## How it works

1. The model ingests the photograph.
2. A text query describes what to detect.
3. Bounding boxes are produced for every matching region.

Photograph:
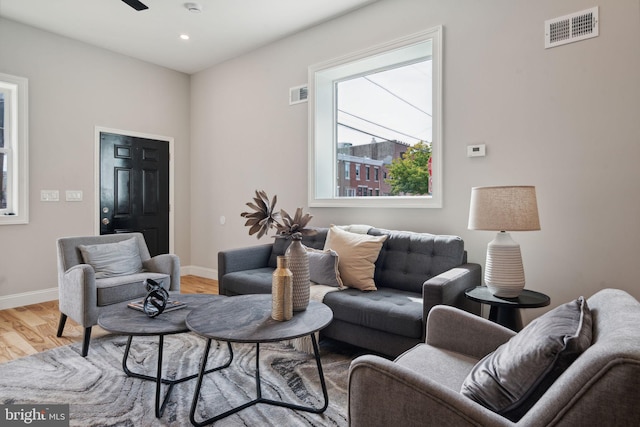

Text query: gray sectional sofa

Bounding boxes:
[218,226,482,358]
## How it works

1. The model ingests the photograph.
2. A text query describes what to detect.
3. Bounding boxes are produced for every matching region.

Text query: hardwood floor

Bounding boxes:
[0,275,218,364]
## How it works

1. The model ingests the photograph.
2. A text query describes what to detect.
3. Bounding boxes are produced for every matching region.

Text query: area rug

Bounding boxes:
[0,333,360,426]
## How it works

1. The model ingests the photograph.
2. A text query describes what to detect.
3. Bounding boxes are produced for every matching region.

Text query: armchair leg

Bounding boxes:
[56,313,67,337]
[81,327,92,357]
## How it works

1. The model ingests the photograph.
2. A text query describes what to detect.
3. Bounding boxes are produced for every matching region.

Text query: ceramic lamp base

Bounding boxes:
[484,232,525,298]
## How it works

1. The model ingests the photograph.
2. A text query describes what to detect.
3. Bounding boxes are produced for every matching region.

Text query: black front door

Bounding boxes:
[100,132,170,256]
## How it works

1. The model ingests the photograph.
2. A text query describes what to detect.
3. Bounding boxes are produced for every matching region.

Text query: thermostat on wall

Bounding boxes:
[467,144,486,157]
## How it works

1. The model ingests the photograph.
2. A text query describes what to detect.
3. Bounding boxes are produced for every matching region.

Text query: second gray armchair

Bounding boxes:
[348,289,640,426]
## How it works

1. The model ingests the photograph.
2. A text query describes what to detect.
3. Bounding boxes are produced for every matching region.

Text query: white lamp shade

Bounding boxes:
[468,186,540,231]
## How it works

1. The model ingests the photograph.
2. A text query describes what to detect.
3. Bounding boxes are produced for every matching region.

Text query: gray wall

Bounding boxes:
[190,0,640,322]
[0,18,191,301]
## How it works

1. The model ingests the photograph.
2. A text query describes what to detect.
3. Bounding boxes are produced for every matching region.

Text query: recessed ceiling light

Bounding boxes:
[184,2,203,13]
[180,34,190,40]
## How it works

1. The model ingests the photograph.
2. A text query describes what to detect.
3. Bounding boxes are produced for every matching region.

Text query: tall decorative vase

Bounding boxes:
[271,256,293,321]
[285,236,310,311]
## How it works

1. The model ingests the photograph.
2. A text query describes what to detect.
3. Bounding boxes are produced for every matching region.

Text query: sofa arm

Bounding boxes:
[144,254,180,291]
[426,305,515,359]
[218,244,273,294]
[422,263,482,326]
[58,264,98,327]
[348,354,510,427]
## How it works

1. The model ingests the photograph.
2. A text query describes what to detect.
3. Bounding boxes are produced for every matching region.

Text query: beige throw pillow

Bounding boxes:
[323,225,388,291]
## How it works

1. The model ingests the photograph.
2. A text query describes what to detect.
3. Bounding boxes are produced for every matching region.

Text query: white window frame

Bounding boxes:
[0,73,29,225]
[308,26,443,208]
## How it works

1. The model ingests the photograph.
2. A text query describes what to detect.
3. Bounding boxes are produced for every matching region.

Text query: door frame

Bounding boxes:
[94,126,175,253]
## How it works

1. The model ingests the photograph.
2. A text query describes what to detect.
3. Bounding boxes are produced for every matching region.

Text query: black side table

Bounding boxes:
[464,286,550,331]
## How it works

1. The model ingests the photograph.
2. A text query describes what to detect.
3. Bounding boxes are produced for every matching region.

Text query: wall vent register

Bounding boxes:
[545,7,599,49]
[289,85,308,105]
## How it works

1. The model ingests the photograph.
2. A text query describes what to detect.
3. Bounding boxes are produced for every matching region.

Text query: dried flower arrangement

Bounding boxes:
[240,190,316,240]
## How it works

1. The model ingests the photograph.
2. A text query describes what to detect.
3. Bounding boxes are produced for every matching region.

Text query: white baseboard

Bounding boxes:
[0,266,218,310]
[181,265,218,280]
[0,287,59,310]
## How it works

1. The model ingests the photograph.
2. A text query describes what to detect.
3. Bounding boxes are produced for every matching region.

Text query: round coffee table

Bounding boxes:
[186,294,333,427]
[465,286,551,331]
[98,293,233,418]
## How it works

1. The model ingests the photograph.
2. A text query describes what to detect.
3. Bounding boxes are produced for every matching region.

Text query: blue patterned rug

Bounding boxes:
[0,333,357,426]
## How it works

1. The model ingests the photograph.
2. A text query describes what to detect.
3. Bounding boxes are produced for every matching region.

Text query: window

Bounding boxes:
[344,161,350,179]
[374,167,379,182]
[0,73,28,224]
[309,27,442,208]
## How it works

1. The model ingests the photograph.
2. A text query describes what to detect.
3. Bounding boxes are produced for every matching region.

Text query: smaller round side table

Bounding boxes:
[464,286,550,331]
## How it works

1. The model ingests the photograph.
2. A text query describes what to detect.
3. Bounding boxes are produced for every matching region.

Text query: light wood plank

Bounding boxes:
[0,275,218,364]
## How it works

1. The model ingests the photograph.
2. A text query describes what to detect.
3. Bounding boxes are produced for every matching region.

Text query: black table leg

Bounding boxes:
[489,306,523,331]
[122,335,233,418]
[190,334,329,426]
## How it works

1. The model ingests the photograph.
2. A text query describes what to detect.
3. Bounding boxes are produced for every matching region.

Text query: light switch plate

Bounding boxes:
[467,144,486,157]
[66,190,83,202]
[41,190,59,202]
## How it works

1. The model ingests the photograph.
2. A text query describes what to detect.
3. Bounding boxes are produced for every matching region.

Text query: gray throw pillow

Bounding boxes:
[461,296,592,421]
[307,248,344,288]
[79,237,144,279]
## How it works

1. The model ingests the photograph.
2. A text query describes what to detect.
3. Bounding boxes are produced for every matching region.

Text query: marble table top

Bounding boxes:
[186,294,333,343]
[98,293,225,336]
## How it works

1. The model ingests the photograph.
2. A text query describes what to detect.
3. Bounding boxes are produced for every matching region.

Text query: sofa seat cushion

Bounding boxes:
[396,343,480,392]
[323,288,423,339]
[96,272,169,306]
[222,268,274,295]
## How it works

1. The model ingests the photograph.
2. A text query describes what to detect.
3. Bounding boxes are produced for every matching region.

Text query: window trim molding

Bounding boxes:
[0,72,29,225]
[308,26,443,208]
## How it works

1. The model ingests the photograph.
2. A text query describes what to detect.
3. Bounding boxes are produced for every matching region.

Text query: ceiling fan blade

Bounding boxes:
[122,0,149,11]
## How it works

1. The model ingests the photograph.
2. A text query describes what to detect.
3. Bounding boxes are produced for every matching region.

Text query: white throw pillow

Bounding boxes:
[323,225,387,291]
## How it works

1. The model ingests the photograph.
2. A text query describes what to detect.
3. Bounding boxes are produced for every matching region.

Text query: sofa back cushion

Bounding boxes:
[368,228,465,293]
[268,228,328,268]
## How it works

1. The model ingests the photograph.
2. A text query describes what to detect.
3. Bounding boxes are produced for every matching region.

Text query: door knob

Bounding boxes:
[102,218,110,225]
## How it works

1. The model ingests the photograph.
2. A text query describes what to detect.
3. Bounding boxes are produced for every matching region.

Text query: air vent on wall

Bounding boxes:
[289,85,308,105]
[545,7,599,49]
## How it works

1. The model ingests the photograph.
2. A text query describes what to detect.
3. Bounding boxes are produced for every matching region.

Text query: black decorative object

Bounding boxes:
[143,279,169,318]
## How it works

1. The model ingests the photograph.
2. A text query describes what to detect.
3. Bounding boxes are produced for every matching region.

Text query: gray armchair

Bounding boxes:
[348,289,640,426]
[56,233,180,356]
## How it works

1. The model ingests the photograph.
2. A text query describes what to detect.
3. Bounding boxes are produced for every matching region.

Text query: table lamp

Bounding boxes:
[468,186,540,298]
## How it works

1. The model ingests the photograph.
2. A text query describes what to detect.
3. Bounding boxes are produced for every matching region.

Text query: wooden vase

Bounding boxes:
[272,256,293,321]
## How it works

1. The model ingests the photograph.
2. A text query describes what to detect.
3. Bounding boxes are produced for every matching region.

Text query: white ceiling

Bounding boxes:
[0,0,379,74]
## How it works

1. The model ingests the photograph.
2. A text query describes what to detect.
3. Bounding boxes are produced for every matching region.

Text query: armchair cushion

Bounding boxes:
[461,296,592,421]
[96,272,170,306]
[78,237,143,279]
